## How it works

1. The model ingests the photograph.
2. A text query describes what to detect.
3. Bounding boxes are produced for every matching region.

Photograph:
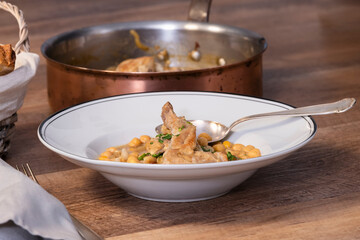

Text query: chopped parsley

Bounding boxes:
[226,151,237,161]
[138,152,164,160]
[178,125,185,131]
[201,146,213,153]
[138,153,150,160]
[152,152,164,158]
[156,133,173,143]
[162,134,172,140]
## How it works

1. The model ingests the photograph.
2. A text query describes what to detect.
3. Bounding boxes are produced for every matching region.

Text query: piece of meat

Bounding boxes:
[161,102,196,154]
[145,138,164,155]
[162,149,194,164]
[161,102,228,164]
[162,150,227,164]
[115,56,155,72]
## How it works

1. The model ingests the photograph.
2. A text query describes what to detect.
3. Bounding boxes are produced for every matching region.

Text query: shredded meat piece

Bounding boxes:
[163,150,227,164]
[161,102,196,155]
[145,139,164,155]
[115,56,155,72]
[161,102,227,164]
[115,55,182,73]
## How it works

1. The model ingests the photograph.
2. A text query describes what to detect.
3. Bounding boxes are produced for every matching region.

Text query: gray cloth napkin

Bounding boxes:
[0,159,82,240]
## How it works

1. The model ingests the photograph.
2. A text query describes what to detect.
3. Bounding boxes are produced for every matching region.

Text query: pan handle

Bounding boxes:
[187,0,212,22]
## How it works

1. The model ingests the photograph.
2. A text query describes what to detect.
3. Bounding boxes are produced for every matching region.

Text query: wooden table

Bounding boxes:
[2,0,360,239]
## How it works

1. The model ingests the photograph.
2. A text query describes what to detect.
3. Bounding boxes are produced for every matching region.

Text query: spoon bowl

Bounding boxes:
[155,120,229,142]
[156,98,356,143]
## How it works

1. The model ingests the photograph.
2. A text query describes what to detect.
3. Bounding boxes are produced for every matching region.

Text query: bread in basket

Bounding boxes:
[0,2,39,158]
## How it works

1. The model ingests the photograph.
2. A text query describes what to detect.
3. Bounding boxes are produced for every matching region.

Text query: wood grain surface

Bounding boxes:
[1,0,360,239]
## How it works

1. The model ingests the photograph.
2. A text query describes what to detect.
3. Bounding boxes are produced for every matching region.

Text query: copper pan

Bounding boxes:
[41,0,267,112]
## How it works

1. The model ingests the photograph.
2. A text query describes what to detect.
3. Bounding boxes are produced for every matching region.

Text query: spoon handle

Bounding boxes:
[228,98,356,131]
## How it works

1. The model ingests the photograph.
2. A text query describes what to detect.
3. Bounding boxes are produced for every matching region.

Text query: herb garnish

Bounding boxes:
[138,152,164,160]
[201,146,212,152]
[156,133,173,143]
[162,134,172,140]
[138,153,151,160]
[226,151,237,161]
[152,152,164,158]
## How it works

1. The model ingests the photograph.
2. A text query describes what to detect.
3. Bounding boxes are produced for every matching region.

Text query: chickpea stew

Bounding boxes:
[99,102,261,164]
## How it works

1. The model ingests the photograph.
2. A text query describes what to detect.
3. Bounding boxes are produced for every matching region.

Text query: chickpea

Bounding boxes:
[247,148,261,158]
[129,137,142,147]
[98,156,109,161]
[129,152,139,157]
[143,156,157,164]
[227,149,237,155]
[129,147,137,152]
[106,147,117,153]
[127,156,140,163]
[197,136,208,147]
[121,148,129,161]
[198,133,212,141]
[157,49,169,61]
[113,150,121,158]
[140,135,151,143]
[223,141,232,149]
[135,145,147,153]
[232,144,245,151]
[244,145,255,153]
[100,151,112,158]
[213,143,226,152]
[217,57,226,66]
[189,50,201,61]
[236,151,246,160]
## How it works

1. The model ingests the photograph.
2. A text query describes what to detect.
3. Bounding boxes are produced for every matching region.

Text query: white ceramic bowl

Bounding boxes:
[38,92,316,202]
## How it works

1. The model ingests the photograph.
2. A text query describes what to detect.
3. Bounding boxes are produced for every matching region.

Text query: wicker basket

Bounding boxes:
[0,1,31,158]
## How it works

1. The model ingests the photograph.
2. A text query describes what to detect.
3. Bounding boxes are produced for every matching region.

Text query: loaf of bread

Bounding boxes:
[0,44,16,76]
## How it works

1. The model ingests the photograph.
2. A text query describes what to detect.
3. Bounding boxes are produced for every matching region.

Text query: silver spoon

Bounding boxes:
[156,98,356,143]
